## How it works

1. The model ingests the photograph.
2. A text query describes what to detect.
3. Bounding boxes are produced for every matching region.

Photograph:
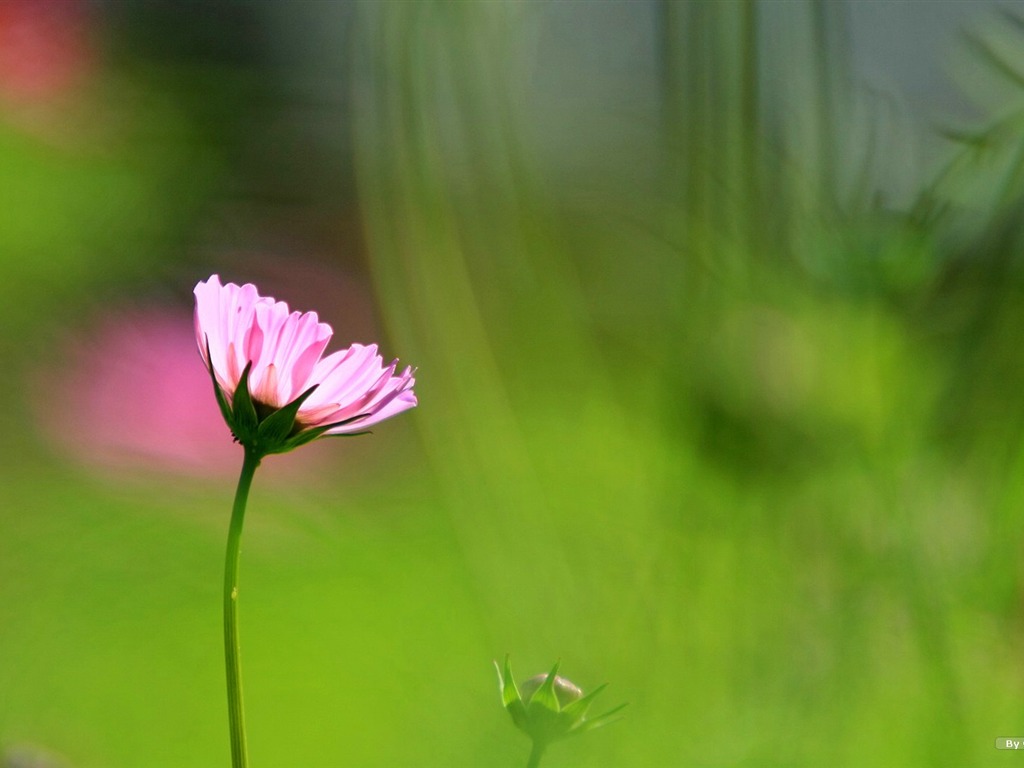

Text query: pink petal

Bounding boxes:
[305,344,385,408]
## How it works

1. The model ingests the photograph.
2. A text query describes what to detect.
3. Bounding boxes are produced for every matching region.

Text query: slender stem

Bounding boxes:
[526,741,545,768]
[224,448,261,768]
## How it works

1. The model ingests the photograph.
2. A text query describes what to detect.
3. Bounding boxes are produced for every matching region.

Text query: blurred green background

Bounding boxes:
[3,1,1024,766]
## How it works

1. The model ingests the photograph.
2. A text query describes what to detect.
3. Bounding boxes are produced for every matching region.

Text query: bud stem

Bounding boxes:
[526,742,546,768]
[224,447,261,768]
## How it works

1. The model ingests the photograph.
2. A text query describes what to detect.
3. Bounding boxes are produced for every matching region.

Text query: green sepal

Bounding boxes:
[571,702,628,735]
[275,415,374,453]
[231,362,259,439]
[507,701,529,731]
[278,427,332,452]
[528,661,562,711]
[522,662,569,744]
[320,430,373,439]
[561,682,608,721]
[498,655,522,709]
[257,384,319,445]
[276,424,361,453]
[204,337,234,428]
[305,412,373,436]
[496,656,529,730]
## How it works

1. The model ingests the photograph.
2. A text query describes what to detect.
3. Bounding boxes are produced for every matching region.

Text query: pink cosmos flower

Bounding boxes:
[194,275,416,455]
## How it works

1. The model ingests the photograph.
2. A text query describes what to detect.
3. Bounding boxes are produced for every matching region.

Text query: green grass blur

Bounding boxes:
[3,2,1024,767]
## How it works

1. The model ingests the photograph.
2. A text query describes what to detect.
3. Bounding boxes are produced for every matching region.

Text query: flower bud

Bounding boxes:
[520,673,583,709]
[495,655,626,751]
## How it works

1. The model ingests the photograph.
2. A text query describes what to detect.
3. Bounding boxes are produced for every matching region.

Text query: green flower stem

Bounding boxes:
[526,742,545,768]
[224,448,261,768]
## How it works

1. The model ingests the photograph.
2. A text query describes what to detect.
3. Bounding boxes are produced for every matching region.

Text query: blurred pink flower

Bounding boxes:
[0,0,93,105]
[34,308,245,478]
[194,275,416,453]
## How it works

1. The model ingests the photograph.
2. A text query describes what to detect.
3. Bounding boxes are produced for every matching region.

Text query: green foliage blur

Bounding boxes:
[3,2,1024,766]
